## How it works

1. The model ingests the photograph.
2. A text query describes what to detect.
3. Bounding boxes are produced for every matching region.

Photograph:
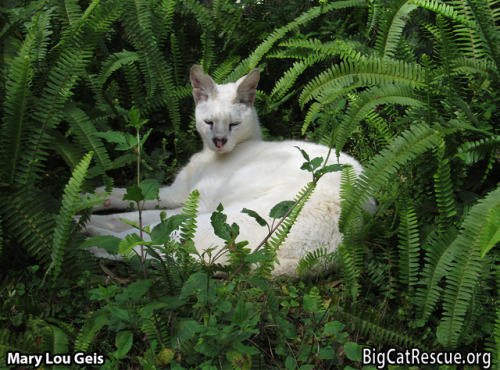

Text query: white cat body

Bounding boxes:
[84,66,366,276]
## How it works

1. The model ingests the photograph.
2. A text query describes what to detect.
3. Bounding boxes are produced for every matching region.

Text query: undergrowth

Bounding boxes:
[1,0,499,369]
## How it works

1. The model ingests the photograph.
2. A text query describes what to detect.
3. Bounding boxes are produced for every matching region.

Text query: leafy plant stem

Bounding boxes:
[226,179,317,283]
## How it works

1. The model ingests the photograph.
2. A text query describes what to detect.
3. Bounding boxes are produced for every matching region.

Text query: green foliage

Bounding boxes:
[1,0,500,368]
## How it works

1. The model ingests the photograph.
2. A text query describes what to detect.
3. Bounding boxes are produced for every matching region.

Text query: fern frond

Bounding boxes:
[0,328,38,358]
[63,104,112,176]
[466,0,500,72]
[338,165,363,293]
[40,323,69,353]
[122,0,181,132]
[31,7,54,64]
[339,123,438,232]
[397,204,420,293]
[436,249,483,348]
[335,84,424,152]
[224,0,367,82]
[170,33,184,85]
[375,0,419,58]
[433,138,457,233]
[179,190,200,244]
[341,304,426,349]
[299,57,424,108]
[74,309,109,352]
[268,182,316,253]
[0,11,41,185]
[0,189,56,268]
[297,247,335,277]
[97,51,140,87]
[47,152,93,283]
[456,135,500,164]
[415,228,458,321]
[18,39,94,184]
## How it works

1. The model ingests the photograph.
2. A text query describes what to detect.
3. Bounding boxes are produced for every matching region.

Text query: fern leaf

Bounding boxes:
[179,190,200,245]
[299,57,424,108]
[97,50,140,87]
[41,323,69,353]
[335,84,424,152]
[63,104,113,175]
[397,204,420,292]
[47,152,93,283]
[434,138,457,233]
[225,0,367,82]
[375,0,419,58]
[122,0,181,132]
[456,135,500,165]
[0,328,38,357]
[0,11,42,185]
[18,41,94,184]
[433,186,500,347]
[74,309,109,352]
[267,182,316,253]
[339,123,438,232]
[0,189,56,268]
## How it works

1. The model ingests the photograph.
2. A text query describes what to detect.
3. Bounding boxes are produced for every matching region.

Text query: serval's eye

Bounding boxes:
[204,120,214,127]
[229,122,240,130]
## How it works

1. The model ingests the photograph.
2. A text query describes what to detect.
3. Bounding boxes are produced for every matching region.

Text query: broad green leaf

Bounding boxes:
[123,185,143,203]
[114,330,133,359]
[269,200,295,219]
[79,235,121,255]
[233,300,248,325]
[241,208,268,227]
[140,178,160,201]
[344,341,362,362]
[150,214,189,243]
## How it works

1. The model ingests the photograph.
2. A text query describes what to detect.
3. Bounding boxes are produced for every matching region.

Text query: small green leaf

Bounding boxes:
[285,355,296,369]
[140,179,160,201]
[302,294,316,312]
[95,131,127,145]
[233,300,248,325]
[150,215,189,243]
[241,208,268,227]
[344,341,362,362]
[323,321,345,337]
[114,330,133,359]
[123,185,143,203]
[295,146,310,162]
[217,300,232,313]
[80,235,121,255]
[269,200,295,219]
[227,350,252,369]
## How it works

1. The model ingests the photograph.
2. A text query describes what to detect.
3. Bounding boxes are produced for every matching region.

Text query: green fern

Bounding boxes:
[46,152,94,283]
[0,189,56,268]
[297,247,335,277]
[430,186,500,348]
[121,0,180,132]
[225,0,367,83]
[0,328,39,360]
[299,57,424,109]
[339,123,438,233]
[334,84,424,152]
[179,190,200,256]
[267,182,317,255]
[63,104,113,176]
[433,138,457,233]
[74,309,109,352]
[340,303,427,349]
[0,11,40,186]
[397,204,420,293]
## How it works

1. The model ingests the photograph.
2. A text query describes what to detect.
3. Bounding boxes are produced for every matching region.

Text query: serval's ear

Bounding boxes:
[235,68,260,106]
[190,65,216,105]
